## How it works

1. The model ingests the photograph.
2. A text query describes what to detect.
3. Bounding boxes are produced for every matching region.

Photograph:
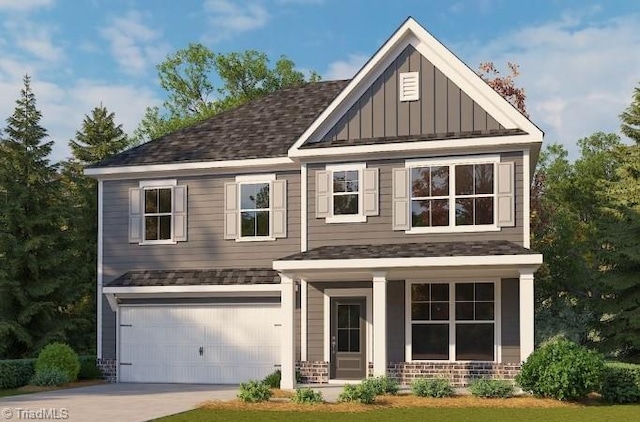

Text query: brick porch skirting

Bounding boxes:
[96,358,117,383]
[387,362,521,387]
[296,361,329,384]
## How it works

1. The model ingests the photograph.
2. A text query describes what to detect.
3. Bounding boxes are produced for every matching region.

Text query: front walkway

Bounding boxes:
[0,383,237,422]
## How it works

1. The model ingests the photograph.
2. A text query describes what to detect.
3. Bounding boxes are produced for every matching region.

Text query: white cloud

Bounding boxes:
[0,0,53,11]
[100,10,169,76]
[4,20,64,62]
[203,0,269,41]
[325,54,368,80]
[458,13,640,157]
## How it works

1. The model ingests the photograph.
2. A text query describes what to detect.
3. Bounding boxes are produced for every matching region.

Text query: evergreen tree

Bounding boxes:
[61,105,129,353]
[0,75,76,358]
[620,83,640,143]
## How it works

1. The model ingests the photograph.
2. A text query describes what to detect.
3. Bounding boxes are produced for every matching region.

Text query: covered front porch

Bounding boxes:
[273,241,542,389]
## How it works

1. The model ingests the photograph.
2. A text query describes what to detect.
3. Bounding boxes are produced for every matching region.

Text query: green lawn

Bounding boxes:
[0,389,30,398]
[158,406,640,422]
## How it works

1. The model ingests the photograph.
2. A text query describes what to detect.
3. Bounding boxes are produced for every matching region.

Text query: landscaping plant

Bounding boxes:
[78,356,102,380]
[291,387,323,404]
[469,379,515,398]
[0,359,36,389]
[263,369,281,389]
[600,362,640,403]
[237,380,272,403]
[516,338,604,401]
[30,368,70,387]
[411,378,454,398]
[35,343,81,382]
[338,383,377,404]
[364,375,400,395]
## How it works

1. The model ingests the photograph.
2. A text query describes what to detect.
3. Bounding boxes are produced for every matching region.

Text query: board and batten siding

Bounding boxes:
[307,152,524,249]
[101,171,302,359]
[320,45,503,142]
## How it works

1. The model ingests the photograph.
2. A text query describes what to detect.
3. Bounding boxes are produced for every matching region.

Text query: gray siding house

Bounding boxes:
[86,17,543,388]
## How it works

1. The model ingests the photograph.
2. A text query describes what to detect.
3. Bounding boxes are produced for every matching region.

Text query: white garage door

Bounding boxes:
[119,305,281,384]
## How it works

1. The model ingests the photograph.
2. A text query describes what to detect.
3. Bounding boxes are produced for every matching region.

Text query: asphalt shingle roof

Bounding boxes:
[301,128,528,149]
[278,240,535,261]
[107,268,280,287]
[91,80,349,168]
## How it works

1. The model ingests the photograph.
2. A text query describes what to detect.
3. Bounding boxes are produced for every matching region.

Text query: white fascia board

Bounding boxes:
[84,157,294,177]
[103,284,283,295]
[291,135,542,159]
[273,254,543,272]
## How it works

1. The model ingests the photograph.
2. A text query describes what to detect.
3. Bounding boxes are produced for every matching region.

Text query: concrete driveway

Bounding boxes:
[0,383,237,421]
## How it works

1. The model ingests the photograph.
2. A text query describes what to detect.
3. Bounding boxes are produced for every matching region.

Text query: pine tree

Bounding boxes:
[620,83,640,143]
[60,105,129,353]
[0,75,76,358]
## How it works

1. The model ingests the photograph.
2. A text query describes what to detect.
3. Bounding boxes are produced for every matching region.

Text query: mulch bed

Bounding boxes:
[17,379,105,394]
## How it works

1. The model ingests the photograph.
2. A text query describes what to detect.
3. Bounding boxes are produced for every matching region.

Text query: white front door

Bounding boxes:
[119,305,281,384]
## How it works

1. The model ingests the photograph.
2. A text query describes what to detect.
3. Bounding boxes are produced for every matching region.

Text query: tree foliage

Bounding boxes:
[478,62,528,117]
[134,44,320,142]
[0,76,78,358]
[620,83,640,143]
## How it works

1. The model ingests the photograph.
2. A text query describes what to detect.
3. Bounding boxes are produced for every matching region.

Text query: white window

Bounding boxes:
[407,281,499,362]
[316,163,378,223]
[129,179,187,245]
[224,174,287,242]
[405,155,500,233]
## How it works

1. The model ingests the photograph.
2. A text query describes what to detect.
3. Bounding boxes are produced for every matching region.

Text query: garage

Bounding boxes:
[118,304,281,384]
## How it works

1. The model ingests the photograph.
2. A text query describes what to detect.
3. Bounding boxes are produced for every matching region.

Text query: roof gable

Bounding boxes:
[289,17,542,156]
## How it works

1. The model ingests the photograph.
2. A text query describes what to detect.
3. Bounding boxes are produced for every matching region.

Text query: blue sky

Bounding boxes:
[1,0,639,162]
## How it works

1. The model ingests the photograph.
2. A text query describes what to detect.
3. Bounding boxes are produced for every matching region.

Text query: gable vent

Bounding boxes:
[399,72,420,102]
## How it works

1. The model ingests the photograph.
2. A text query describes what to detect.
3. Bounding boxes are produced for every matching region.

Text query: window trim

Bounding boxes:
[405,279,502,363]
[235,174,276,242]
[138,179,177,245]
[325,162,367,223]
[405,155,500,234]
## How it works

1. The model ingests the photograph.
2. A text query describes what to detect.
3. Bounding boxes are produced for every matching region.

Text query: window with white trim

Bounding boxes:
[409,281,496,361]
[405,156,499,232]
[143,187,172,241]
[316,163,379,223]
[239,182,270,238]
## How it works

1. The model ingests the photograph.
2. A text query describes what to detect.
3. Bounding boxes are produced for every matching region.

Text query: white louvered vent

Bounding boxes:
[399,72,420,102]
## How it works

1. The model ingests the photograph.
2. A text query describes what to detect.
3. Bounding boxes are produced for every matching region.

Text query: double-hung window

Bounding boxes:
[316,163,379,223]
[408,281,497,362]
[144,187,172,241]
[399,155,509,233]
[239,182,270,238]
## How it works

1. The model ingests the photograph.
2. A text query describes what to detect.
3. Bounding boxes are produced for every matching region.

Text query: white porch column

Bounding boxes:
[519,269,535,362]
[372,272,387,377]
[280,273,296,389]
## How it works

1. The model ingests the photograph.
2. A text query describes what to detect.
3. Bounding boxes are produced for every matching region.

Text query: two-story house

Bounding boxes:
[86,17,543,389]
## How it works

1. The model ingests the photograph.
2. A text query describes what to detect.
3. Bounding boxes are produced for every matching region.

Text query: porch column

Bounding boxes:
[280,273,296,389]
[519,269,535,362]
[372,272,387,377]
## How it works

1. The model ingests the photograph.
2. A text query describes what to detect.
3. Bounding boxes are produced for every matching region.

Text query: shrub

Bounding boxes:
[263,369,281,389]
[600,363,640,403]
[338,383,377,404]
[365,376,400,395]
[291,387,323,404]
[35,343,80,382]
[411,378,454,398]
[78,356,102,380]
[237,380,272,403]
[469,379,515,398]
[516,338,604,401]
[0,359,36,389]
[30,368,70,387]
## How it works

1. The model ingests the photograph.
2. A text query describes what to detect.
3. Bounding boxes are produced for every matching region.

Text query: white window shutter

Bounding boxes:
[399,72,420,102]
[497,162,515,227]
[128,188,142,243]
[316,170,330,218]
[271,179,287,238]
[362,168,379,216]
[392,168,410,230]
[224,182,239,239]
[173,185,187,242]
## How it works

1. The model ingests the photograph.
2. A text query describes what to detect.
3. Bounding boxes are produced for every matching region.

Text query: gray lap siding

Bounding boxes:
[307,152,524,248]
[100,171,301,359]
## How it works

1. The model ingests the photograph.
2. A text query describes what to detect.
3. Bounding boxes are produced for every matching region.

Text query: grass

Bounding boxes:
[0,380,104,398]
[156,394,640,421]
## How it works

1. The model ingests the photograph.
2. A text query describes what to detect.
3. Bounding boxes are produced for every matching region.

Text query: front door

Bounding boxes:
[330,298,366,379]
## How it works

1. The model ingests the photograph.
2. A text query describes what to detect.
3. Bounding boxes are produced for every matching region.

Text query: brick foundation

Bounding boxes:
[296,361,329,384]
[387,362,521,387]
[97,358,117,383]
